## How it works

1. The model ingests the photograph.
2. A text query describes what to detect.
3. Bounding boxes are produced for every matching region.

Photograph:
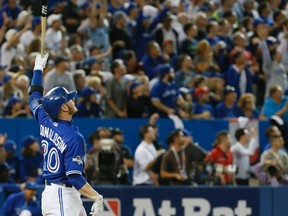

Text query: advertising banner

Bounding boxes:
[82,186,262,216]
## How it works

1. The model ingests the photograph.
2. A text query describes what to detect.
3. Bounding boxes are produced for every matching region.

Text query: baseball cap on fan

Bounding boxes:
[22,136,37,148]
[25,181,38,190]
[47,14,62,26]
[5,29,17,41]
[4,140,17,155]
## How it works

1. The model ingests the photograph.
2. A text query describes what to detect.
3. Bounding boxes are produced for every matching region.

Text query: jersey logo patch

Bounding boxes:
[72,156,83,165]
[53,122,58,127]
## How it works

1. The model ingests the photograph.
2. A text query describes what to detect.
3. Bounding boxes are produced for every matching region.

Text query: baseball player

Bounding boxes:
[28,53,103,216]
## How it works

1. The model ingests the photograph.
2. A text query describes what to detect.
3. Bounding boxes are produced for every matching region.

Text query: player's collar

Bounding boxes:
[57,119,72,125]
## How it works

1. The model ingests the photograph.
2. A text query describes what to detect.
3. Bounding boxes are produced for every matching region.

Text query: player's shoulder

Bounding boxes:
[65,128,85,144]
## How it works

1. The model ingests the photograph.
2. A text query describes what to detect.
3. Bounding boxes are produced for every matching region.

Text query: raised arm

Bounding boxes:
[28,53,49,122]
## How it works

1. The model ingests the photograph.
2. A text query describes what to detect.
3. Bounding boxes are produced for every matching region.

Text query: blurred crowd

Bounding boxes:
[0,0,287,121]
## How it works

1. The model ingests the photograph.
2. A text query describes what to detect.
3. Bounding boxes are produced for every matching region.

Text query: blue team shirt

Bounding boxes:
[214,102,240,119]
[19,152,43,182]
[1,191,41,216]
[237,109,260,119]
[194,102,214,117]
[150,80,179,116]
[29,96,86,185]
[263,97,288,122]
[6,156,20,182]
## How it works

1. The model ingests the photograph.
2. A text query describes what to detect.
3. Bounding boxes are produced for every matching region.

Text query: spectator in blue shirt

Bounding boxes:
[141,41,164,80]
[0,163,23,199]
[1,181,41,216]
[215,85,240,119]
[206,21,220,47]
[75,86,103,118]
[150,65,189,118]
[193,86,214,119]
[134,5,169,60]
[263,85,288,122]
[226,51,254,98]
[4,140,20,182]
[108,0,126,15]
[2,0,21,28]
[19,136,43,183]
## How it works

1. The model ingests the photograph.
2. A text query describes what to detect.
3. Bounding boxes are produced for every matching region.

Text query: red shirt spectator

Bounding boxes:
[205,131,234,185]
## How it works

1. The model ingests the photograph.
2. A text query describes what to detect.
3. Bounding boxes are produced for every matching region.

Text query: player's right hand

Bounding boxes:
[90,195,103,216]
[34,53,49,71]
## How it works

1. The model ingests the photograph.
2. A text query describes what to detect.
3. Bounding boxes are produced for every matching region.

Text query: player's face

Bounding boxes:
[66,100,78,115]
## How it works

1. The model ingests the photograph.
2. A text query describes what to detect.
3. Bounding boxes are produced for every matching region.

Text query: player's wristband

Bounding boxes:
[28,85,44,95]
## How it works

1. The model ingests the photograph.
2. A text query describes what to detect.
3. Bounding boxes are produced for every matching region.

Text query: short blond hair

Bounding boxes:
[238,93,255,109]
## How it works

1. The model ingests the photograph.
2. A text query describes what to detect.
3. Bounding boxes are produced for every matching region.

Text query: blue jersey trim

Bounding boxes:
[32,104,42,116]
[58,188,64,216]
[66,170,82,176]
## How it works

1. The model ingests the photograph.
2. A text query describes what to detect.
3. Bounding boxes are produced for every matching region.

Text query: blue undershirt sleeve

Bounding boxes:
[31,70,43,86]
[68,174,87,190]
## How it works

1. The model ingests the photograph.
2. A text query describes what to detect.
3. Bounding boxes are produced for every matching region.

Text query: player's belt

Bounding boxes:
[45,180,73,188]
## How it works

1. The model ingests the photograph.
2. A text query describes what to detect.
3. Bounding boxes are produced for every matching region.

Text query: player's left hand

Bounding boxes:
[34,53,49,71]
[90,195,103,216]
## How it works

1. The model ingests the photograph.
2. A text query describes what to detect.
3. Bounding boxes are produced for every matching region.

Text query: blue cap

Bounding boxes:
[96,2,102,9]
[224,85,235,96]
[253,18,273,27]
[112,127,124,135]
[129,81,143,92]
[253,18,265,27]
[80,2,90,9]
[7,97,22,107]
[32,16,41,30]
[25,181,37,190]
[4,140,17,154]
[80,87,97,98]
[266,36,280,46]
[157,64,173,77]
[126,2,137,14]
[199,6,212,12]
[182,128,193,137]
[22,136,37,148]
[0,64,7,70]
